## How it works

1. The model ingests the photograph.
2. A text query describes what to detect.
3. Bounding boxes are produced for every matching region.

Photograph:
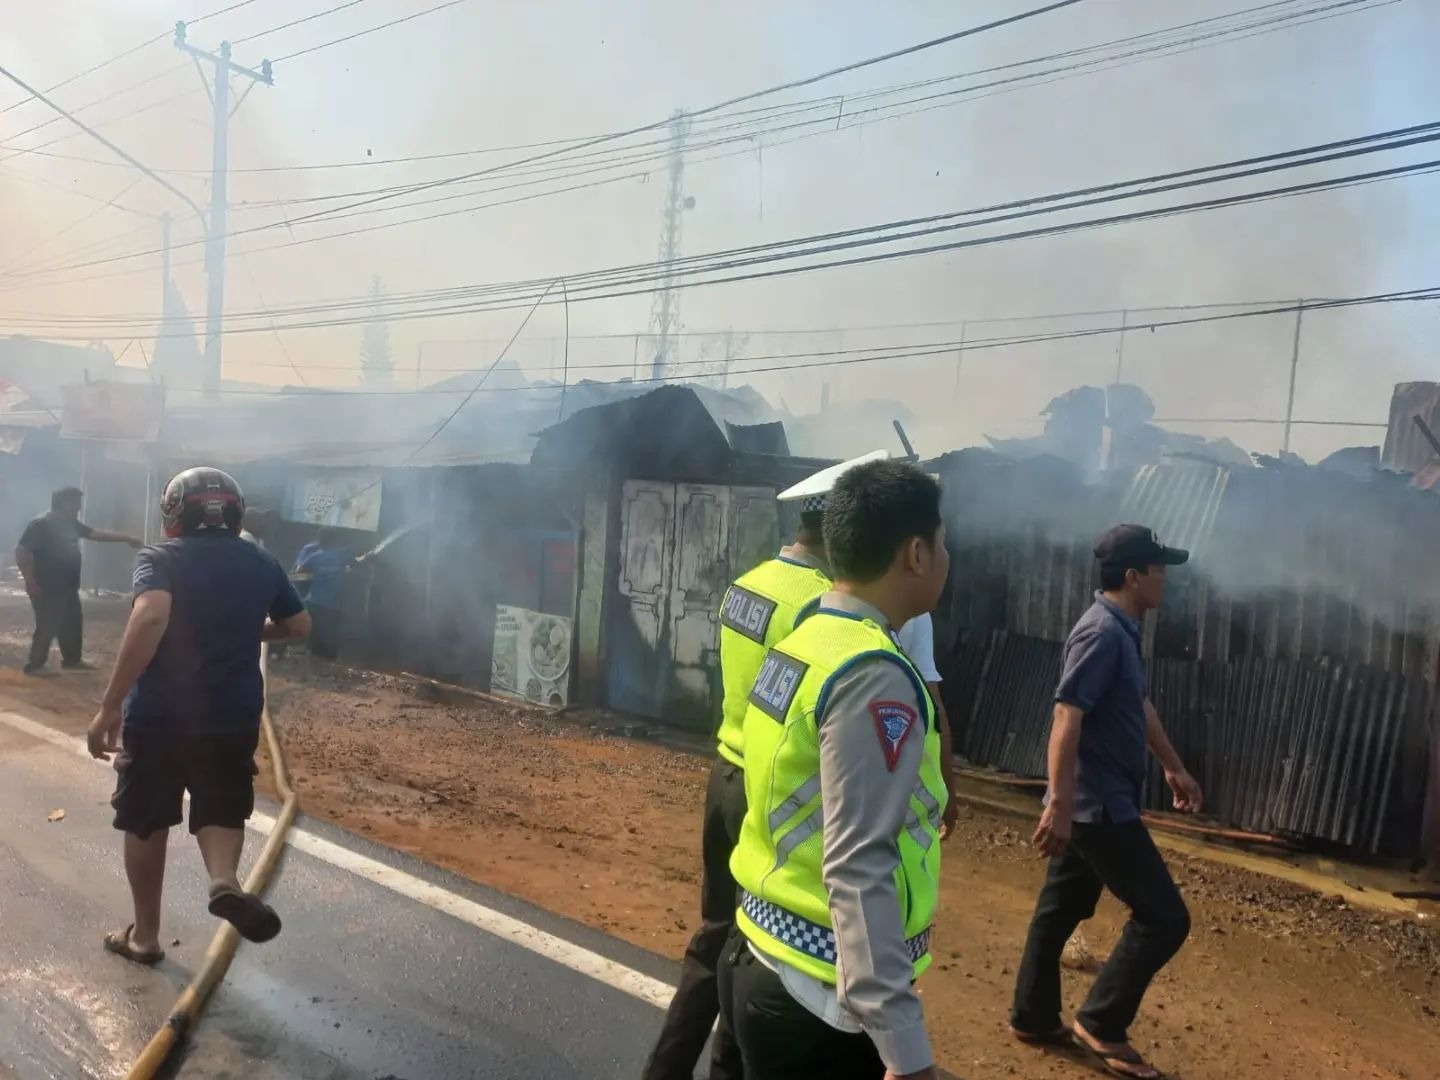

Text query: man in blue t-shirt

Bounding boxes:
[87,468,311,965]
[291,527,363,659]
[1010,525,1202,1080]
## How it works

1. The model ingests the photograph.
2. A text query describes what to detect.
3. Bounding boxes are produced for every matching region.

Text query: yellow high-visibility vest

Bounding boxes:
[729,607,946,983]
[715,556,829,767]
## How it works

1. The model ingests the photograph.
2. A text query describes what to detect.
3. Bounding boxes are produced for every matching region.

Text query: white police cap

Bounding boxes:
[778,449,892,513]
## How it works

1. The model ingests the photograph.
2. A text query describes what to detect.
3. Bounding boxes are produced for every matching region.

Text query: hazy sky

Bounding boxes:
[2,0,1437,460]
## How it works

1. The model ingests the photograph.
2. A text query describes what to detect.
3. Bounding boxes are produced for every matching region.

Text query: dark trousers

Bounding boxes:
[642,759,747,1080]
[27,588,83,671]
[1012,817,1191,1044]
[718,930,885,1080]
[308,604,343,660]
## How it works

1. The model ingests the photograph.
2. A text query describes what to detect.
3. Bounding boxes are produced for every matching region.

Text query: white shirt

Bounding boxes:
[894,613,941,683]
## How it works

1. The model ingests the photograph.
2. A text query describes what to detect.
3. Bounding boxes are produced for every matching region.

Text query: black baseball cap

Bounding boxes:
[1094,524,1189,569]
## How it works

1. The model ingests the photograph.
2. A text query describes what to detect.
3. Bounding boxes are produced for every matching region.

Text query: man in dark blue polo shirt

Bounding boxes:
[87,468,311,965]
[1010,525,1202,1080]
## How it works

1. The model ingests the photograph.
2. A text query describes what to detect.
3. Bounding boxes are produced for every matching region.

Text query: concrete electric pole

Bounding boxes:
[647,109,693,383]
[174,21,273,396]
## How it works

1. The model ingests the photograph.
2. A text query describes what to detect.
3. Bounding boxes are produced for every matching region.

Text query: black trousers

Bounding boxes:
[642,759,747,1080]
[1011,817,1191,1044]
[718,930,885,1080]
[27,588,83,671]
[308,604,343,660]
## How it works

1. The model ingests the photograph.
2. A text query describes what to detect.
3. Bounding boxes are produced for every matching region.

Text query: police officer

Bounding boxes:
[720,459,949,1080]
[643,451,889,1080]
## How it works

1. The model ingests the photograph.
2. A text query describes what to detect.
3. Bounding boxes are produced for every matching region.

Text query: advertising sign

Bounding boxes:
[492,605,572,708]
[282,469,382,532]
[60,381,165,442]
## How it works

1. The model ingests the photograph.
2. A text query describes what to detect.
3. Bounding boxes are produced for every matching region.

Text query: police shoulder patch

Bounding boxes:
[869,700,918,771]
[721,585,777,644]
[749,650,809,721]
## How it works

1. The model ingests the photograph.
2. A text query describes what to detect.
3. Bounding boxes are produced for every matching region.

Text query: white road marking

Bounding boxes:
[0,709,676,1008]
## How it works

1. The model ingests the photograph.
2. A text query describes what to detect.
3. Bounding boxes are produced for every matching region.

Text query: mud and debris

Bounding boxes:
[2,594,1438,1080]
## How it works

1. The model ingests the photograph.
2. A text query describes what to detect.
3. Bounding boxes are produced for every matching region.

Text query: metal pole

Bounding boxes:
[177,25,272,396]
[160,212,172,306]
[952,321,968,400]
[1282,299,1305,453]
[201,43,232,397]
[1113,308,1129,384]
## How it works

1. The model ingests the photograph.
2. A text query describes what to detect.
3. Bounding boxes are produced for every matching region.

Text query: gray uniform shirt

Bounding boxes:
[756,590,935,1074]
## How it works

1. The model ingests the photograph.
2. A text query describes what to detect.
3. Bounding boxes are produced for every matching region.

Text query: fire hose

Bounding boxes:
[124,645,298,1079]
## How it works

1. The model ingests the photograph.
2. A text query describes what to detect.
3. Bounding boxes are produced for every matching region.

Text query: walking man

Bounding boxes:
[1010,525,1202,1080]
[15,486,141,674]
[87,468,311,964]
[720,459,950,1080]
[643,451,886,1080]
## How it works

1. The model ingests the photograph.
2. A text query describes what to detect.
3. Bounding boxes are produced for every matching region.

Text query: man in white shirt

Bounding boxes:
[894,612,960,838]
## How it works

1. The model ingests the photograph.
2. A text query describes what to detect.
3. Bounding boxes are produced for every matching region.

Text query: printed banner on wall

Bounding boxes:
[60,381,165,442]
[492,605,572,709]
[283,469,382,532]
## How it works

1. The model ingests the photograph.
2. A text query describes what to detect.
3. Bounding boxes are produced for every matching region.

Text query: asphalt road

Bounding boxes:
[0,702,686,1080]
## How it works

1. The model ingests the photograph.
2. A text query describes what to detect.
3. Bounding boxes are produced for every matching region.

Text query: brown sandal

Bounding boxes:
[1073,1023,1164,1079]
[103,925,164,966]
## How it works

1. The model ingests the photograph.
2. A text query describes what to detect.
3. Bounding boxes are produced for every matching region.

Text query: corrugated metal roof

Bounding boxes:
[1117,462,1229,559]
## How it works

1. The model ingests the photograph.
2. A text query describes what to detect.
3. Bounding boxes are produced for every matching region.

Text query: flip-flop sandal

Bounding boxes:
[103,925,164,966]
[1011,1024,1075,1046]
[1075,1039,1164,1079]
[208,885,282,944]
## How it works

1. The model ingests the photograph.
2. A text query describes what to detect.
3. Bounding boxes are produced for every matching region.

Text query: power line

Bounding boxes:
[0,63,207,229]
[5,0,1365,182]
[1,0,1380,283]
[394,280,557,467]
[126,287,1440,399]
[0,175,144,274]
[0,87,206,169]
[15,117,1436,329]
[274,0,472,62]
[0,0,261,117]
[272,0,1089,228]
[14,153,1440,350]
[0,0,375,162]
[234,0,373,45]
[206,159,1440,338]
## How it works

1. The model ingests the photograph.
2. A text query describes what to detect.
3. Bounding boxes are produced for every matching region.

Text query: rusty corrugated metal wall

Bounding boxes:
[943,630,1438,856]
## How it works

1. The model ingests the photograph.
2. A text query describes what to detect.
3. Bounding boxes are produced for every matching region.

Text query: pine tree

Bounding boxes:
[359,276,394,385]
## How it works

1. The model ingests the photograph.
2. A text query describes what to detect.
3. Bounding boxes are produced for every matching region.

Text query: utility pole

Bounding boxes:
[159,212,172,302]
[1112,307,1129,384]
[174,22,272,396]
[647,109,692,382]
[951,321,968,400]
[1281,298,1305,454]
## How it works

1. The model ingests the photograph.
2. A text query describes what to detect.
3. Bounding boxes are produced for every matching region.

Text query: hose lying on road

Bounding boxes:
[124,645,298,1080]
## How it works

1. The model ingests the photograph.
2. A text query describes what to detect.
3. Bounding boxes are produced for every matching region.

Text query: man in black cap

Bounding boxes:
[1010,525,1202,1080]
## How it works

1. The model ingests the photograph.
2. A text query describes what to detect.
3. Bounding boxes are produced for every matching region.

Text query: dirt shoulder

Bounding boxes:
[2,595,1438,1080]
